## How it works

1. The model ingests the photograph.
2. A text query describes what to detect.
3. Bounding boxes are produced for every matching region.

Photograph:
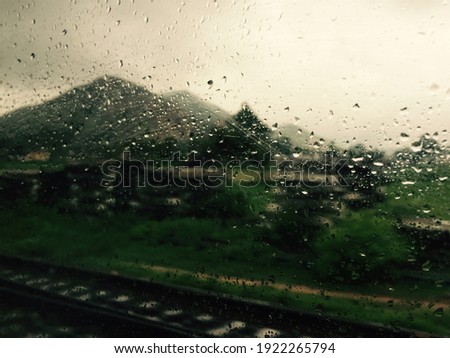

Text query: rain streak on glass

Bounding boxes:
[0,0,449,338]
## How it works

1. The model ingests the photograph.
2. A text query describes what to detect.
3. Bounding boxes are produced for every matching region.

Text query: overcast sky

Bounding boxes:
[1,0,449,150]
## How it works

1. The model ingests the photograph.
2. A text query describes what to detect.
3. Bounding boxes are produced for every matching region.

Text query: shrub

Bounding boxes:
[312,211,409,282]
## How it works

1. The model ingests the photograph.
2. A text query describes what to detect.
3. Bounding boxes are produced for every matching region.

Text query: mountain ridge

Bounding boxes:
[0,76,234,161]
[0,75,329,163]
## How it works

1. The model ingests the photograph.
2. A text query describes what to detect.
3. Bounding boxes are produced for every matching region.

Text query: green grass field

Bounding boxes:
[0,197,449,335]
[0,163,449,335]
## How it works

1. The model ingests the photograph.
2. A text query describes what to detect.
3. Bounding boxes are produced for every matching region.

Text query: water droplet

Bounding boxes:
[433,307,444,317]
[422,260,432,272]
[429,83,439,94]
[402,181,416,186]
[411,141,423,153]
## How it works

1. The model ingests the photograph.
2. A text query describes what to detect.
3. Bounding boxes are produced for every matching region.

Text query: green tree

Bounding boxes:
[234,103,270,138]
[345,143,386,193]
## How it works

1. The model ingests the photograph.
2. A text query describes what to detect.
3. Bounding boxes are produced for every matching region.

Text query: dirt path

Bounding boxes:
[402,217,450,233]
[124,262,450,310]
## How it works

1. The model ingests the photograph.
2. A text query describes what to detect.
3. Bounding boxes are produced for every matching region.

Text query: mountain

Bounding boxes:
[161,90,230,125]
[0,76,232,161]
[276,123,330,153]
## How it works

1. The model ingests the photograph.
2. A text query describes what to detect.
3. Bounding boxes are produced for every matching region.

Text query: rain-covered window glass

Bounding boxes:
[0,0,449,338]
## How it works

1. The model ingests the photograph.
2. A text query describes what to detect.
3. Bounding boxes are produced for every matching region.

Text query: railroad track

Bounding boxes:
[0,254,416,338]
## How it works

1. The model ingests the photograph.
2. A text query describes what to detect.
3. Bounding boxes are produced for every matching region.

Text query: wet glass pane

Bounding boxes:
[0,0,449,338]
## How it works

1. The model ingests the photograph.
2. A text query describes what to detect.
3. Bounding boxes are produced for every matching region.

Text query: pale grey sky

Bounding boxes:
[1,0,449,150]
